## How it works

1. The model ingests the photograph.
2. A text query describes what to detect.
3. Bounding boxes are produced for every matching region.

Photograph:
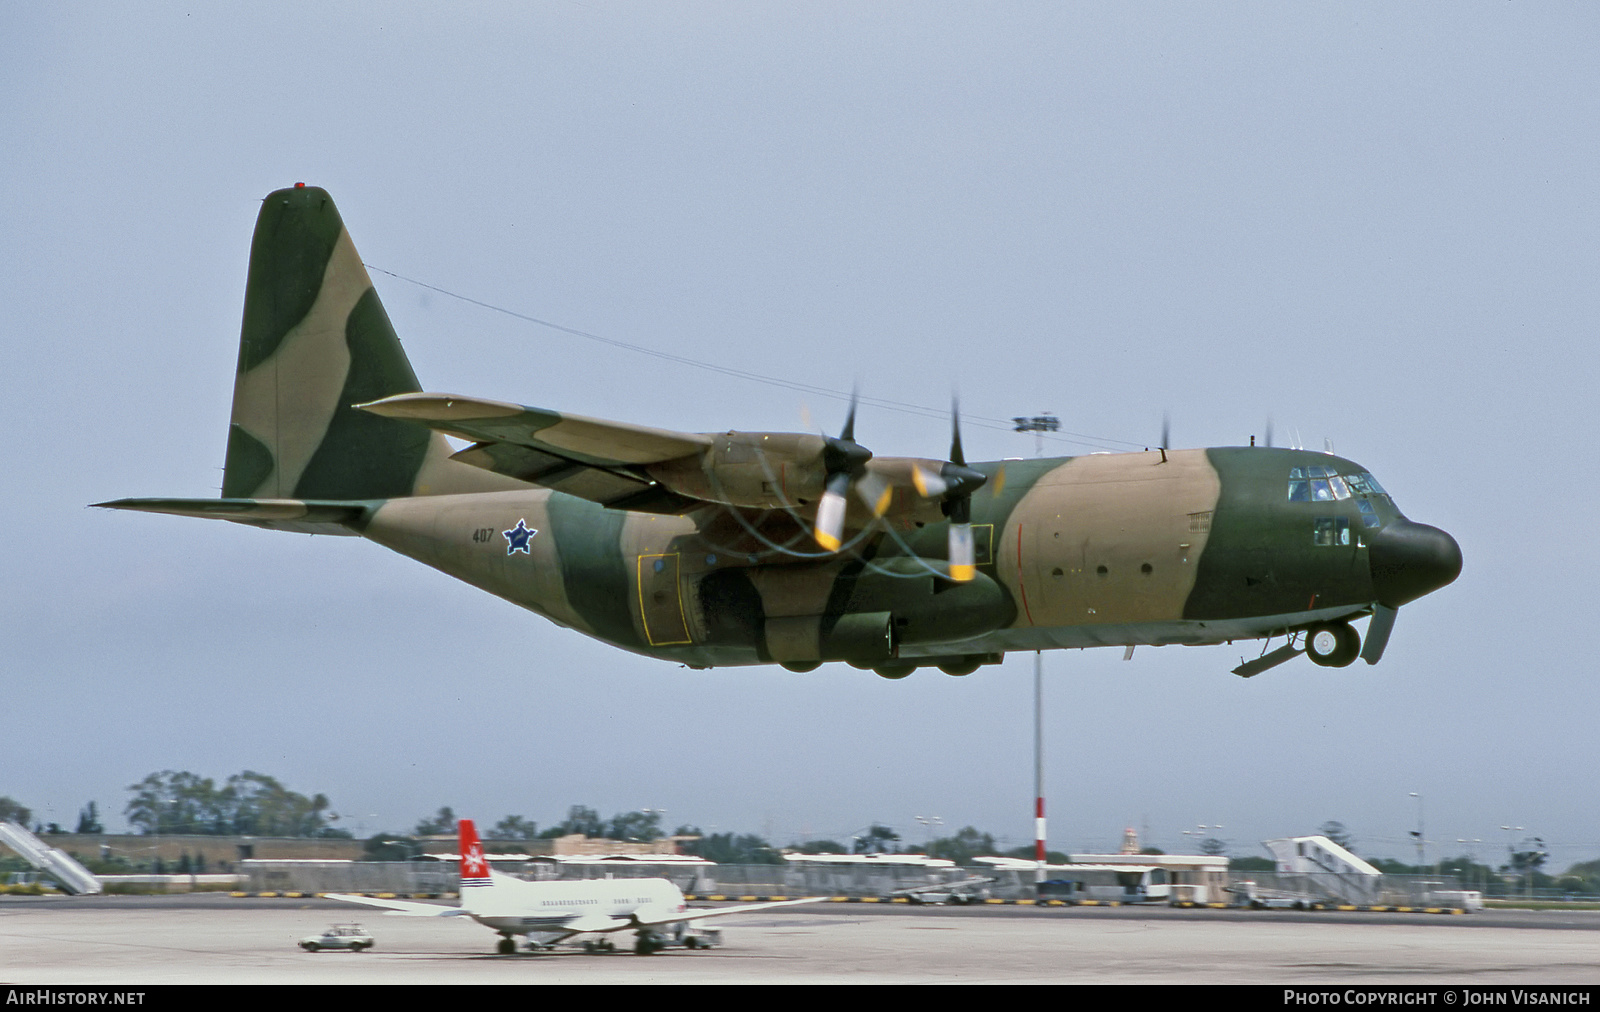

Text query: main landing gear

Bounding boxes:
[1304,621,1361,667]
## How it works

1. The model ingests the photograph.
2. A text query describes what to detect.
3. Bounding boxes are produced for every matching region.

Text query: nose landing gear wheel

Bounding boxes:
[1305,622,1361,667]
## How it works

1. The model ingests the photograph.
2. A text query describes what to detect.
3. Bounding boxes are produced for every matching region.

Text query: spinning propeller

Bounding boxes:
[811,397,872,552]
[810,395,987,582]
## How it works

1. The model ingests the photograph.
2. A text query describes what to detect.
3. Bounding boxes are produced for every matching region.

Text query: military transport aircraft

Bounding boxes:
[98,185,1461,679]
[326,819,821,954]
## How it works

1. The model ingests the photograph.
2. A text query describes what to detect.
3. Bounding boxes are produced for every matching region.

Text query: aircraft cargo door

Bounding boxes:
[636,553,692,646]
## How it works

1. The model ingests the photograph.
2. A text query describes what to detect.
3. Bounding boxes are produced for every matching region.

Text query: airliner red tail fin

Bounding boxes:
[459,819,492,888]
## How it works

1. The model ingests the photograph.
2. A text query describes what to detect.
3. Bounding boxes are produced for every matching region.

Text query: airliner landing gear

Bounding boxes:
[496,936,516,955]
[1305,622,1361,667]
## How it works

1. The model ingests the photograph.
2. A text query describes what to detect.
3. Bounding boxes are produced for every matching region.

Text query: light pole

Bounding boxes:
[1409,793,1425,870]
[1456,839,1482,891]
[1013,414,1059,884]
[1500,825,1523,898]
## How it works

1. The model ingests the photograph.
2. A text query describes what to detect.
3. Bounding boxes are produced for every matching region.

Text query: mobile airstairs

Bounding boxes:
[0,820,102,894]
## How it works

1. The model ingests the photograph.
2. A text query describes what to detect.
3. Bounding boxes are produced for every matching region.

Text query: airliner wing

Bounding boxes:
[563,913,634,933]
[631,895,827,929]
[323,893,472,917]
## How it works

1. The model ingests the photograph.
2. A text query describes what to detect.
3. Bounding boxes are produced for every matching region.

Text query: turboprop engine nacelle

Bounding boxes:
[647,432,832,509]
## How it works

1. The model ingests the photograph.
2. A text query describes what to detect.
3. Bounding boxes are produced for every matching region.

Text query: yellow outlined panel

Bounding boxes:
[636,553,692,646]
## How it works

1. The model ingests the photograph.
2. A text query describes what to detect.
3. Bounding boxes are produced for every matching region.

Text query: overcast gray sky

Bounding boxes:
[3,3,1596,868]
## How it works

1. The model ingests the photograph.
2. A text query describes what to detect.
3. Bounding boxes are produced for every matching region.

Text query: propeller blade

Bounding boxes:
[813,471,851,551]
[1160,412,1170,451]
[943,398,979,580]
[855,471,893,517]
[992,464,1006,497]
[911,465,949,498]
[839,388,858,444]
[950,394,968,465]
[948,521,975,582]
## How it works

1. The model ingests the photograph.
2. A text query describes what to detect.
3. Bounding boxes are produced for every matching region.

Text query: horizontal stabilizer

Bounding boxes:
[93,497,370,535]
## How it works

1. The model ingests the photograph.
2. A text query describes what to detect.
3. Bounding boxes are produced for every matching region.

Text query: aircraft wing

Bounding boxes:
[630,895,827,929]
[562,913,634,933]
[358,393,708,514]
[322,893,472,917]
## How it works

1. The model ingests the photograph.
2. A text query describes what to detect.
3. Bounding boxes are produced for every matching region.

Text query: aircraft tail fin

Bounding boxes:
[220,185,518,502]
[458,819,495,892]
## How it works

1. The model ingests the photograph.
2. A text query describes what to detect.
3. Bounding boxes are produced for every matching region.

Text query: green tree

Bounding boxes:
[414,806,457,836]
[682,832,781,864]
[75,802,104,834]
[1001,845,1070,864]
[924,826,997,865]
[1319,821,1354,851]
[1553,858,1600,897]
[125,770,337,837]
[1230,856,1275,872]
[222,771,332,836]
[605,810,663,842]
[125,771,224,834]
[0,797,31,825]
[364,833,422,862]
[492,816,539,841]
[792,839,848,854]
[540,805,605,838]
[853,824,900,855]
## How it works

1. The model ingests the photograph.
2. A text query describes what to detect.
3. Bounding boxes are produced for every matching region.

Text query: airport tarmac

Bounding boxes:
[1,894,1597,985]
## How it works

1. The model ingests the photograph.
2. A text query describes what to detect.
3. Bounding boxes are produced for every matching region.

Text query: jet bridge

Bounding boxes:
[0,820,102,895]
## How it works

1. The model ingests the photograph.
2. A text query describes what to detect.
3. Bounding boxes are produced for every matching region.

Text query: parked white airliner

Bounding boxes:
[327,819,822,954]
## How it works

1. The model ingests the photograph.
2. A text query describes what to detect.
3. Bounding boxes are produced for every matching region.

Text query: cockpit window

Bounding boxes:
[1344,472,1387,496]
[1288,467,1384,504]
[1288,465,1351,501]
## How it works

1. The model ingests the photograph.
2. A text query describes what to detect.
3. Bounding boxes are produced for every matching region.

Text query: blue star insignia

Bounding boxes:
[502,518,538,555]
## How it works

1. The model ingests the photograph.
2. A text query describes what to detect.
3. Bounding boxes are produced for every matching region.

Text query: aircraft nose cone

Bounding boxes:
[1368,519,1462,607]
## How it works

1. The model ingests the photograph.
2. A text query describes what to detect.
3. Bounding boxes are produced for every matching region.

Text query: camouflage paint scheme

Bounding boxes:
[100,187,1461,677]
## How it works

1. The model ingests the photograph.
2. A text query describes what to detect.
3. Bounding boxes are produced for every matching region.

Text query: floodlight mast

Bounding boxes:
[1013,414,1060,881]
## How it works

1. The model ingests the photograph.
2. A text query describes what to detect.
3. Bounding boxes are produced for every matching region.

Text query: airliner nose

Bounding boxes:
[1368,519,1462,607]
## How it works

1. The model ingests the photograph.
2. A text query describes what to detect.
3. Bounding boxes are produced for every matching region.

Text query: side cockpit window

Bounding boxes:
[1313,516,1351,546]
